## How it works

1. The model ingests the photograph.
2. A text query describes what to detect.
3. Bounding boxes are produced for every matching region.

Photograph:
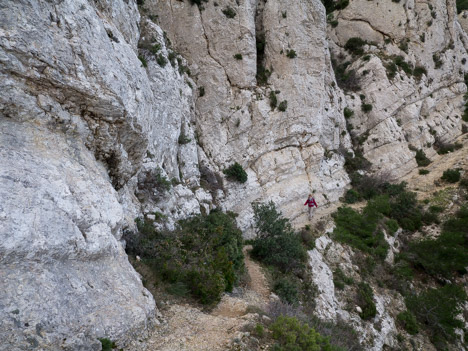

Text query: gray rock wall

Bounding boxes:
[328,0,467,178]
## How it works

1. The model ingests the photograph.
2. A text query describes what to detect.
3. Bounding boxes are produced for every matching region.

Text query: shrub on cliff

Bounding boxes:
[441,169,461,183]
[223,162,248,183]
[251,201,306,273]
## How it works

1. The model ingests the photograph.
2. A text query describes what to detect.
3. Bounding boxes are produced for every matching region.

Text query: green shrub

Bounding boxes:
[233,53,243,60]
[344,37,367,56]
[394,55,413,75]
[286,49,297,58]
[415,149,431,167]
[251,201,307,273]
[385,219,399,235]
[332,205,389,259]
[270,316,338,351]
[432,53,443,69]
[254,324,265,338]
[361,103,372,113]
[269,91,278,109]
[274,277,300,304]
[343,150,371,173]
[441,169,461,183]
[344,189,361,204]
[406,285,467,346]
[256,65,271,85]
[278,100,288,112]
[357,283,376,320]
[413,66,427,79]
[397,311,419,335]
[457,0,468,13]
[156,53,167,67]
[222,6,236,18]
[389,190,423,231]
[168,51,177,67]
[419,169,429,175]
[435,140,463,154]
[138,55,147,67]
[199,86,205,97]
[333,268,354,290]
[322,0,349,13]
[178,133,191,145]
[223,162,248,183]
[99,338,117,351]
[406,207,468,278]
[343,107,354,119]
[125,210,244,304]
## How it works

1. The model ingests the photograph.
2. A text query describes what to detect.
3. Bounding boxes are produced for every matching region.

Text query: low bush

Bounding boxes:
[406,207,468,278]
[357,282,376,320]
[99,338,117,351]
[361,103,373,113]
[274,277,300,305]
[457,0,468,13]
[434,140,463,154]
[278,100,288,112]
[222,6,236,18]
[125,210,244,304]
[156,53,167,67]
[343,107,354,119]
[178,133,191,145]
[344,37,367,56]
[415,149,431,167]
[269,91,278,109]
[413,66,427,79]
[397,311,419,335]
[251,201,307,273]
[270,316,340,351]
[223,162,248,183]
[286,49,297,59]
[441,169,461,183]
[233,53,243,60]
[406,284,467,346]
[333,268,354,290]
[332,204,389,259]
[138,55,147,67]
[344,189,361,204]
[419,169,430,175]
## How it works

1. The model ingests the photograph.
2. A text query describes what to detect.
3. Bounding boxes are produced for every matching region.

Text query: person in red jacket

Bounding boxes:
[304,194,318,219]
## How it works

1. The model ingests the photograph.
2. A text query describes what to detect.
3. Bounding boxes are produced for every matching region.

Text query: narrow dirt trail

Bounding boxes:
[140,246,271,351]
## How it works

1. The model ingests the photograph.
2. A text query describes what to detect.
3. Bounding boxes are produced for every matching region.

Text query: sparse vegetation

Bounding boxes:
[156,53,167,67]
[234,53,243,60]
[419,169,430,175]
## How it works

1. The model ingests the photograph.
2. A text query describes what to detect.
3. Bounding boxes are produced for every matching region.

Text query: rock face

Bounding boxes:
[149,0,351,233]
[328,0,467,179]
[1,0,467,349]
[0,0,160,349]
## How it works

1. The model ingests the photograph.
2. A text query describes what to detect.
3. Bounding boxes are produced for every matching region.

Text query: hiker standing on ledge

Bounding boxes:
[304,194,318,219]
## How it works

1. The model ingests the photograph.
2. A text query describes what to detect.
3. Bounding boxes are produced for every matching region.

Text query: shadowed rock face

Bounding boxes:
[0,0,157,349]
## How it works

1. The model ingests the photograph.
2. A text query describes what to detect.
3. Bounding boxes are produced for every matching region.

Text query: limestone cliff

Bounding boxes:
[0,0,467,349]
